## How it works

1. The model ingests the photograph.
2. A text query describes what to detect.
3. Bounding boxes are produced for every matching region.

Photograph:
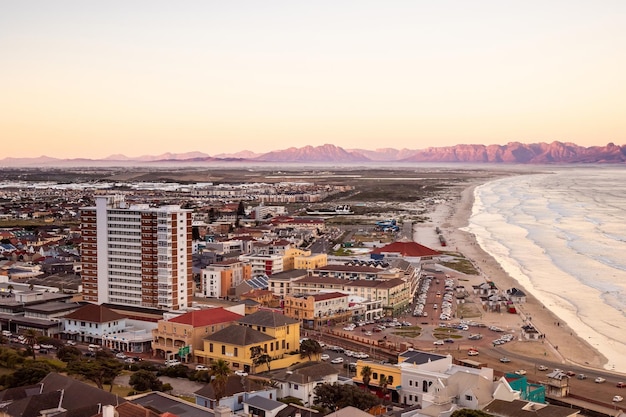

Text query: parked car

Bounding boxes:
[515,370,527,375]
[537,365,548,371]
[595,377,606,383]
[115,352,127,359]
[320,354,330,361]
[234,370,248,376]
[467,350,479,356]
[613,395,623,402]
[576,374,587,380]
[331,357,344,364]
[195,365,208,371]
[499,357,511,363]
[617,382,626,388]
[566,371,576,377]
[165,360,181,367]
[433,340,444,345]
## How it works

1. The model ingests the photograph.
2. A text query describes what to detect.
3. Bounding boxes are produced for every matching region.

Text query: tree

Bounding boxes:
[7,361,55,388]
[314,382,379,411]
[129,370,164,392]
[450,410,494,417]
[378,375,389,404]
[22,329,40,360]
[210,359,231,403]
[56,345,82,362]
[300,339,323,361]
[67,356,124,391]
[0,347,25,369]
[360,365,372,388]
[250,345,272,372]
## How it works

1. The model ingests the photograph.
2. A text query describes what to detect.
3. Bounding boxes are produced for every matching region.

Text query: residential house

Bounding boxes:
[128,391,214,417]
[240,289,279,308]
[267,361,340,406]
[483,399,581,417]
[194,375,275,410]
[0,372,124,417]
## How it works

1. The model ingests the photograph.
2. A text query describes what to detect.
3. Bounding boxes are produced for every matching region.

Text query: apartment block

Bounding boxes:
[81,195,193,310]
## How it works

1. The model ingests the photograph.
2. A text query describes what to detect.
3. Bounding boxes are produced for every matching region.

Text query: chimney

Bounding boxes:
[214,405,232,417]
[102,404,116,417]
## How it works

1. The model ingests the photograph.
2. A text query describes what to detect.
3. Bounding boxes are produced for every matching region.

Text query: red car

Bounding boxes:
[617,382,626,388]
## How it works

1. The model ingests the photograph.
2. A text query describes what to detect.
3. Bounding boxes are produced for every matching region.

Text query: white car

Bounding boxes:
[595,377,606,383]
[433,340,444,345]
[165,360,181,367]
[515,369,527,375]
[234,370,248,377]
[320,354,330,361]
[613,395,623,403]
[537,365,548,371]
[66,340,76,346]
[115,352,127,359]
[195,365,208,371]
[330,357,344,364]
[467,350,479,356]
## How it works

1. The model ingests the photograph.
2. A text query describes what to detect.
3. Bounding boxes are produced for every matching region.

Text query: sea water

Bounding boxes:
[466,166,626,371]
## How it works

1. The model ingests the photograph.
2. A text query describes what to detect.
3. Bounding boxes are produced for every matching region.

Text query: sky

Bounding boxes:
[1,1,626,159]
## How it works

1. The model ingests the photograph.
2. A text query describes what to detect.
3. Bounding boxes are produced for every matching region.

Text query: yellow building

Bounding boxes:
[294,252,328,270]
[152,307,243,361]
[353,359,402,403]
[195,310,304,374]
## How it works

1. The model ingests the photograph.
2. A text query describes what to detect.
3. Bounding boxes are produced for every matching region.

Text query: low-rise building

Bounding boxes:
[283,292,351,329]
[151,307,243,361]
[194,310,301,373]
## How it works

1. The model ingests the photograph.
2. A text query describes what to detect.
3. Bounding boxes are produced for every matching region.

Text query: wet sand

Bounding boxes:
[413,177,607,370]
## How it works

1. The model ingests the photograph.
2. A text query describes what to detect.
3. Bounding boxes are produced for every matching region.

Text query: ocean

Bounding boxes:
[465,166,626,371]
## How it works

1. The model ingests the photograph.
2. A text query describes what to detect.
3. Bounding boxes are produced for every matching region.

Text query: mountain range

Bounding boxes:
[2,141,625,167]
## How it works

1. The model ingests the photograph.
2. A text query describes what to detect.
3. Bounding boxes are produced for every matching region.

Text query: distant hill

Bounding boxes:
[253,144,370,162]
[1,141,625,167]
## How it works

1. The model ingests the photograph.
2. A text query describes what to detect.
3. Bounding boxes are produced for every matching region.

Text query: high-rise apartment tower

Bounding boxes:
[81,195,193,310]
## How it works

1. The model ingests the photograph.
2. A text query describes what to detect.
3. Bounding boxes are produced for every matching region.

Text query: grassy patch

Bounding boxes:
[392,331,421,338]
[439,256,480,275]
[457,303,483,319]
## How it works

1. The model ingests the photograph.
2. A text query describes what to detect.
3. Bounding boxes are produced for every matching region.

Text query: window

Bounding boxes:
[409,380,413,386]
[234,347,238,357]
[465,395,473,401]
[388,376,393,384]
[294,384,299,390]
[373,373,378,380]
[209,343,213,353]
[222,345,226,355]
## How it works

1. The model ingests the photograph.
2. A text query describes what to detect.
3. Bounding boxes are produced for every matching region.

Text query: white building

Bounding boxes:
[238,253,284,277]
[81,195,193,310]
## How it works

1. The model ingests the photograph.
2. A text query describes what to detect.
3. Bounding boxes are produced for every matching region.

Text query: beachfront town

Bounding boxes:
[0,179,623,417]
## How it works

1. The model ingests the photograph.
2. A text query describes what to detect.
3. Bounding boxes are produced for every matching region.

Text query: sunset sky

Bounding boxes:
[1,1,625,159]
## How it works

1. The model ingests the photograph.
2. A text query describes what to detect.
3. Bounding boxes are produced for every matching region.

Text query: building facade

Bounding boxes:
[81,195,193,310]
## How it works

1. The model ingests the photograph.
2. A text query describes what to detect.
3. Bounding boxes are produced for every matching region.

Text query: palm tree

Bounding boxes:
[210,359,231,404]
[360,365,372,389]
[379,375,389,404]
[23,329,40,360]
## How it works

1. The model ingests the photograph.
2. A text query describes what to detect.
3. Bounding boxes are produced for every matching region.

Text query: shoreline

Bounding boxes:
[417,176,609,371]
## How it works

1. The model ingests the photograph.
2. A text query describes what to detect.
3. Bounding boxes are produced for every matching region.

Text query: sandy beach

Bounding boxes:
[413,176,608,371]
